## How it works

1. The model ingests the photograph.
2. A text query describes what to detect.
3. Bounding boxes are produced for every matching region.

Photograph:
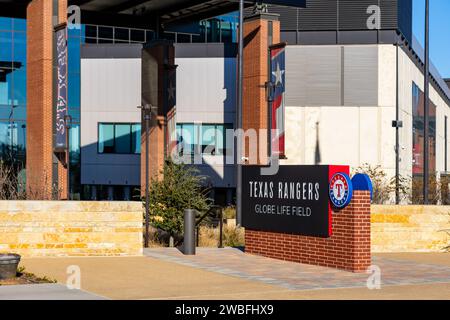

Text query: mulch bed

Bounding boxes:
[0,269,56,286]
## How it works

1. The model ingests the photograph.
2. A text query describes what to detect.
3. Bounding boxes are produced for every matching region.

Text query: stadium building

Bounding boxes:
[0,0,449,204]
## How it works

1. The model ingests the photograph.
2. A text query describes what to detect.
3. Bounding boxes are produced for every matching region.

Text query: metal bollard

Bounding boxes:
[183,209,196,255]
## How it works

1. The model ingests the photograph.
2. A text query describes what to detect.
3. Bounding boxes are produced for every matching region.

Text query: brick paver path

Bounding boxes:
[144,247,450,290]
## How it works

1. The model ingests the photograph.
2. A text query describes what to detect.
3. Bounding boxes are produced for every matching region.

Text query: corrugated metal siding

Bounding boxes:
[380,0,398,30]
[343,46,378,106]
[285,45,379,107]
[397,0,412,41]
[272,0,412,43]
[298,0,338,31]
[338,0,380,30]
[285,46,341,106]
[268,5,298,30]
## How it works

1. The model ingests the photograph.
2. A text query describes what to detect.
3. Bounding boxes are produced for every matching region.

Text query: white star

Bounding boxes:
[168,81,176,103]
[272,62,285,87]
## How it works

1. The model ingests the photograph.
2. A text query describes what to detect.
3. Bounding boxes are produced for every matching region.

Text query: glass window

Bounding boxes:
[192,22,206,43]
[114,28,129,42]
[146,30,155,42]
[131,124,141,154]
[85,25,97,38]
[0,32,13,62]
[68,36,81,74]
[176,33,191,43]
[98,124,114,153]
[130,29,145,42]
[163,32,175,41]
[201,124,216,155]
[177,123,195,156]
[177,123,233,159]
[12,19,26,32]
[220,20,233,43]
[98,123,141,154]
[98,38,113,44]
[98,26,113,40]
[206,19,220,43]
[0,18,12,31]
[115,124,131,154]
[85,37,97,44]
[69,124,81,164]
[68,74,80,108]
[412,82,437,204]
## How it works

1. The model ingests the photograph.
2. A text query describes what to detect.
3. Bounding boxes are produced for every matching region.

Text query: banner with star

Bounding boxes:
[165,65,177,157]
[269,43,286,158]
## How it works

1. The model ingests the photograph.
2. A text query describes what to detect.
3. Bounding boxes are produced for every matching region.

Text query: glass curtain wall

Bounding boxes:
[412,82,437,204]
[0,17,27,192]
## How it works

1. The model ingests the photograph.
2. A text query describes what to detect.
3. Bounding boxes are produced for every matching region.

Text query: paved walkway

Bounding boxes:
[144,248,450,290]
[15,250,450,300]
[0,284,106,300]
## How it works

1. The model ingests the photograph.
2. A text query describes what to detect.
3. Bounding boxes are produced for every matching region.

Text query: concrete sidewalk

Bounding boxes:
[0,284,106,300]
[17,250,450,300]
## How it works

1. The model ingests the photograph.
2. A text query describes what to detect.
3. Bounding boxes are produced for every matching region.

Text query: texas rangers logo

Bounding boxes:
[329,173,353,209]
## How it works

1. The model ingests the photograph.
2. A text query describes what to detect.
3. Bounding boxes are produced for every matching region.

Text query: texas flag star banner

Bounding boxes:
[270,43,286,158]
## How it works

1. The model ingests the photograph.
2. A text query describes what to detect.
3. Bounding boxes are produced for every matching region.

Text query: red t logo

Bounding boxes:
[336,183,343,198]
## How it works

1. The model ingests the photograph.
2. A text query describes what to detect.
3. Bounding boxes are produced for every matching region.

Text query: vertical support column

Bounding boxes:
[242,12,280,165]
[141,41,175,195]
[56,0,68,200]
[26,0,67,200]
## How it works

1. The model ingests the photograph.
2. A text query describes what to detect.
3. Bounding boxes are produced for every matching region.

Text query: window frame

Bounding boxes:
[176,123,233,158]
[97,122,141,155]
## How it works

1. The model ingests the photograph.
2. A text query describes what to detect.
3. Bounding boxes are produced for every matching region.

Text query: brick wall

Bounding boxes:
[26,0,68,199]
[0,201,143,257]
[141,44,174,195]
[245,191,371,273]
[242,14,280,165]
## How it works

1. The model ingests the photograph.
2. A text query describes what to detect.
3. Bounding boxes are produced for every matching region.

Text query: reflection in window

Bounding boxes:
[98,123,141,154]
[412,82,437,204]
[176,123,233,159]
[0,18,27,169]
[131,124,141,154]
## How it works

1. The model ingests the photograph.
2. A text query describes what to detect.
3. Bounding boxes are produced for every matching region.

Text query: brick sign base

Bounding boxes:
[245,191,371,273]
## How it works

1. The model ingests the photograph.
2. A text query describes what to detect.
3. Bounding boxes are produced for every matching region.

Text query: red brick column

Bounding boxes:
[141,42,174,195]
[245,191,371,273]
[242,13,280,165]
[26,0,67,200]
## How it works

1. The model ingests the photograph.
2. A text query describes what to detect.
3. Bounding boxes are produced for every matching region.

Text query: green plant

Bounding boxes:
[145,159,212,238]
[223,225,244,247]
[198,225,244,248]
[223,206,236,219]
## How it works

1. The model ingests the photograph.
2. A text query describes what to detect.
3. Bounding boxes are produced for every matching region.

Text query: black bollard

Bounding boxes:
[183,209,196,255]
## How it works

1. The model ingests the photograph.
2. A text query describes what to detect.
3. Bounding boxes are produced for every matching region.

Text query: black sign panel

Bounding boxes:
[242,165,331,238]
[55,25,68,152]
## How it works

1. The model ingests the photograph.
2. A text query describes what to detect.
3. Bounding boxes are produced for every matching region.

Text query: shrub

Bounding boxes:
[0,161,26,200]
[354,164,392,204]
[198,225,245,248]
[145,159,212,238]
[223,206,236,219]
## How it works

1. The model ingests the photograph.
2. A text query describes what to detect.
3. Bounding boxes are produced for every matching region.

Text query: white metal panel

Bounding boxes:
[285,46,341,106]
[81,58,142,186]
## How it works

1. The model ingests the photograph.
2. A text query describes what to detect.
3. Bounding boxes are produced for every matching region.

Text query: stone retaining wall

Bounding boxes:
[0,201,143,257]
[371,205,450,252]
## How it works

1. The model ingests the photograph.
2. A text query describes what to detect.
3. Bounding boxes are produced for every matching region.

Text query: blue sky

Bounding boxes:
[413,0,450,78]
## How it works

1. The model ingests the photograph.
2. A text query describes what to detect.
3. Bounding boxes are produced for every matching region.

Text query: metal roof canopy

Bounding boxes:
[0,0,305,29]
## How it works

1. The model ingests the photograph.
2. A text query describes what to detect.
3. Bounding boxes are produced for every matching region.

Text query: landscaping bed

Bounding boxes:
[0,267,56,286]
